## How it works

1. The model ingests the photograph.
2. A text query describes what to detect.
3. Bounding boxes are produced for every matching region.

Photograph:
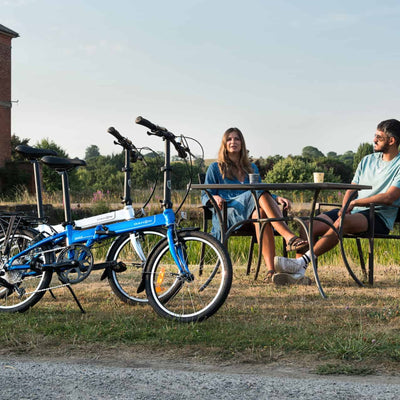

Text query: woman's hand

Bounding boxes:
[213,195,225,210]
[276,196,292,211]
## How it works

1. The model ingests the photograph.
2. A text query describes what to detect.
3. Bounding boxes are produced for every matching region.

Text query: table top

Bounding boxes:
[191,182,372,191]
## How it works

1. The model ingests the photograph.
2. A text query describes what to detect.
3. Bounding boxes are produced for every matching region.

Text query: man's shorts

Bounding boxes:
[324,208,390,235]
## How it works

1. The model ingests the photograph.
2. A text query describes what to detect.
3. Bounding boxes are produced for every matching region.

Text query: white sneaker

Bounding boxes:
[273,272,312,286]
[274,256,304,274]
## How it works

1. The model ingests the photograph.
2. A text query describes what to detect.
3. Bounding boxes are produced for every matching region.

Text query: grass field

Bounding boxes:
[1,240,399,376]
[0,198,399,376]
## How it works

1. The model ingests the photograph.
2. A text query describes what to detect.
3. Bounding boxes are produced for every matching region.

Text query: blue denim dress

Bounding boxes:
[201,162,274,241]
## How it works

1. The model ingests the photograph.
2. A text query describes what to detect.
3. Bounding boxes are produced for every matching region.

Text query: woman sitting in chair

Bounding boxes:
[201,127,308,281]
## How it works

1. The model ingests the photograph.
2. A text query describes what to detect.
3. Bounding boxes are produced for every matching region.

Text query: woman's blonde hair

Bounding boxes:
[217,127,253,179]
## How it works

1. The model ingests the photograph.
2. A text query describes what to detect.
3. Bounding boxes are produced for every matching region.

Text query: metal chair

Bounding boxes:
[316,202,400,285]
[198,173,287,278]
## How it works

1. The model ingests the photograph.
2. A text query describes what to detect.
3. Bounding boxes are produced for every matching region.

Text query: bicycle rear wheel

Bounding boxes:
[0,229,53,313]
[145,230,232,322]
[106,228,166,304]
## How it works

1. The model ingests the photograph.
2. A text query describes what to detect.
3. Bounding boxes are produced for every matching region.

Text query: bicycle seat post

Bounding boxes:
[40,156,86,227]
[32,159,45,219]
[59,170,73,225]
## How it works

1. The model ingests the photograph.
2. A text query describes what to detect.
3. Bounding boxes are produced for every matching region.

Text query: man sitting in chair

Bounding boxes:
[273,119,400,285]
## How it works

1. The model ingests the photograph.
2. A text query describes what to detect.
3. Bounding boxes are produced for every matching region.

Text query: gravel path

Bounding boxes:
[1,357,400,399]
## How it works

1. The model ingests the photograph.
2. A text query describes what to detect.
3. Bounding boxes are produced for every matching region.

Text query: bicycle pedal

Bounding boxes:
[112,261,127,273]
[30,255,43,272]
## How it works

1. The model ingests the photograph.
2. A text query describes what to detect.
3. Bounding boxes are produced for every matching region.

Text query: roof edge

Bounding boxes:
[0,24,19,38]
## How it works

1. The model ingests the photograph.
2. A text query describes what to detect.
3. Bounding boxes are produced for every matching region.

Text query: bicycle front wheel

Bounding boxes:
[145,230,232,322]
[106,228,166,304]
[0,229,53,313]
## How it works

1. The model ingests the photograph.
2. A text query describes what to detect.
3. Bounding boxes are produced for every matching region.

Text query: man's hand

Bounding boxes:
[338,200,356,216]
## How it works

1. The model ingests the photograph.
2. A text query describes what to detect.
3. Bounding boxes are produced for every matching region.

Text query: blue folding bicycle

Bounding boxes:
[0,117,233,322]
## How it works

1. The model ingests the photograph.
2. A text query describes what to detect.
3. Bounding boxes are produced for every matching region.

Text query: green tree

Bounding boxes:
[254,155,284,179]
[302,146,325,159]
[314,158,352,183]
[265,157,314,183]
[35,138,77,193]
[266,156,341,184]
[339,151,355,168]
[84,145,101,160]
[10,134,30,161]
[75,153,125,197]
[353,142,373,171]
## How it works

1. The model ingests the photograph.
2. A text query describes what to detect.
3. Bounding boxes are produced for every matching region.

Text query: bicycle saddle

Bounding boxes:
[40,156,86,171]
[16,145,58,160]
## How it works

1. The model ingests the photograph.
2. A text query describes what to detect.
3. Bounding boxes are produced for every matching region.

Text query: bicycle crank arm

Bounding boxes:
[42,260,80,270]
[94,260,126,271]
[99,261,127,280]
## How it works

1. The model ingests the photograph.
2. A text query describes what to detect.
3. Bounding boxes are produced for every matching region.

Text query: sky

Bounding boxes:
[2,0,400,160]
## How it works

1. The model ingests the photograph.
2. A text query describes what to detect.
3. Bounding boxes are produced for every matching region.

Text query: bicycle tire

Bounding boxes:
[0,229,53,313]
[106,228,166,305]
[144,230,232,322]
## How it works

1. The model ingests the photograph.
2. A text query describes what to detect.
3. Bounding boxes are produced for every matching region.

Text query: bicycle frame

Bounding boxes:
[16,144,137,235]
[6,121,192,278]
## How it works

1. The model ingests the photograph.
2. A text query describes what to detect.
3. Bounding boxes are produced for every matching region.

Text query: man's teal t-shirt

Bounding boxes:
[352,152,400,230]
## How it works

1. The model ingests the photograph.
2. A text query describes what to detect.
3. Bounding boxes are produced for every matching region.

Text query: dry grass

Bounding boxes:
[0,259,399,375]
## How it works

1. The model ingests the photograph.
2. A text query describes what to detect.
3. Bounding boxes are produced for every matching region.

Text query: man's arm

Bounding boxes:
[349,185,400,210]
[339,184,400,216]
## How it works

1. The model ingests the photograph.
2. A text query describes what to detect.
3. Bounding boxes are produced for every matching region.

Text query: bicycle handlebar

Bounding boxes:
[107,126,145,164]
[135,116,162,132]
[135,116,188,159]
[107,126,125,143]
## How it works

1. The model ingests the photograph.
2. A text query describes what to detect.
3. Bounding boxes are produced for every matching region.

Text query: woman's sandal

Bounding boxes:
[286,236,309,253]
[264,269,275,282]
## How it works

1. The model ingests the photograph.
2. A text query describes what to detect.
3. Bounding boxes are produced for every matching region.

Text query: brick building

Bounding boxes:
[0,24,19,168]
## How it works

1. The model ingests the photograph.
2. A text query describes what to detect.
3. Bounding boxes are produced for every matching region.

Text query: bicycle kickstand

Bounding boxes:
[65,284,86,314]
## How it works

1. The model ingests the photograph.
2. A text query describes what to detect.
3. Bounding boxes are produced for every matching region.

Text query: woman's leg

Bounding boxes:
[257,192,300,243]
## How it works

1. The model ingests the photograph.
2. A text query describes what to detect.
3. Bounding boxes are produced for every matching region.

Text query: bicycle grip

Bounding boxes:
[135,116,158,131]
[107,127,124,141]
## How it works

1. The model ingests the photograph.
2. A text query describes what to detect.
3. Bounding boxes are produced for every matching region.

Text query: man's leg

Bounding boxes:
[314,212,369,256]
[275,212,369,274]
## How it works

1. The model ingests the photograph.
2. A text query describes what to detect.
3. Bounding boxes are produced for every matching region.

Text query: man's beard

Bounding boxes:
[374,142,390,153]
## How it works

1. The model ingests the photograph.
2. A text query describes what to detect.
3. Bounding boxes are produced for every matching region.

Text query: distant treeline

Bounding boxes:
[0,136,373,201]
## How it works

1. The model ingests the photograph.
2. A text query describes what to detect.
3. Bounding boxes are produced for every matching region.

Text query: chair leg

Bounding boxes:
[368,237,374,285]
[246,237,255,275]
[282,237,287,257]
[355,238,368,282]
[254,236,263,281]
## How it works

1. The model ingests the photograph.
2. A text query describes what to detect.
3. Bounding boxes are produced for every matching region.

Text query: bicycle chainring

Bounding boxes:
[56,244,94,284]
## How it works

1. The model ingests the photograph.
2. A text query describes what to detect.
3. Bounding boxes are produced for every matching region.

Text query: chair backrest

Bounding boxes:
[198,172,256,236]
[395,208,400,223]
[198,172,206,184]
